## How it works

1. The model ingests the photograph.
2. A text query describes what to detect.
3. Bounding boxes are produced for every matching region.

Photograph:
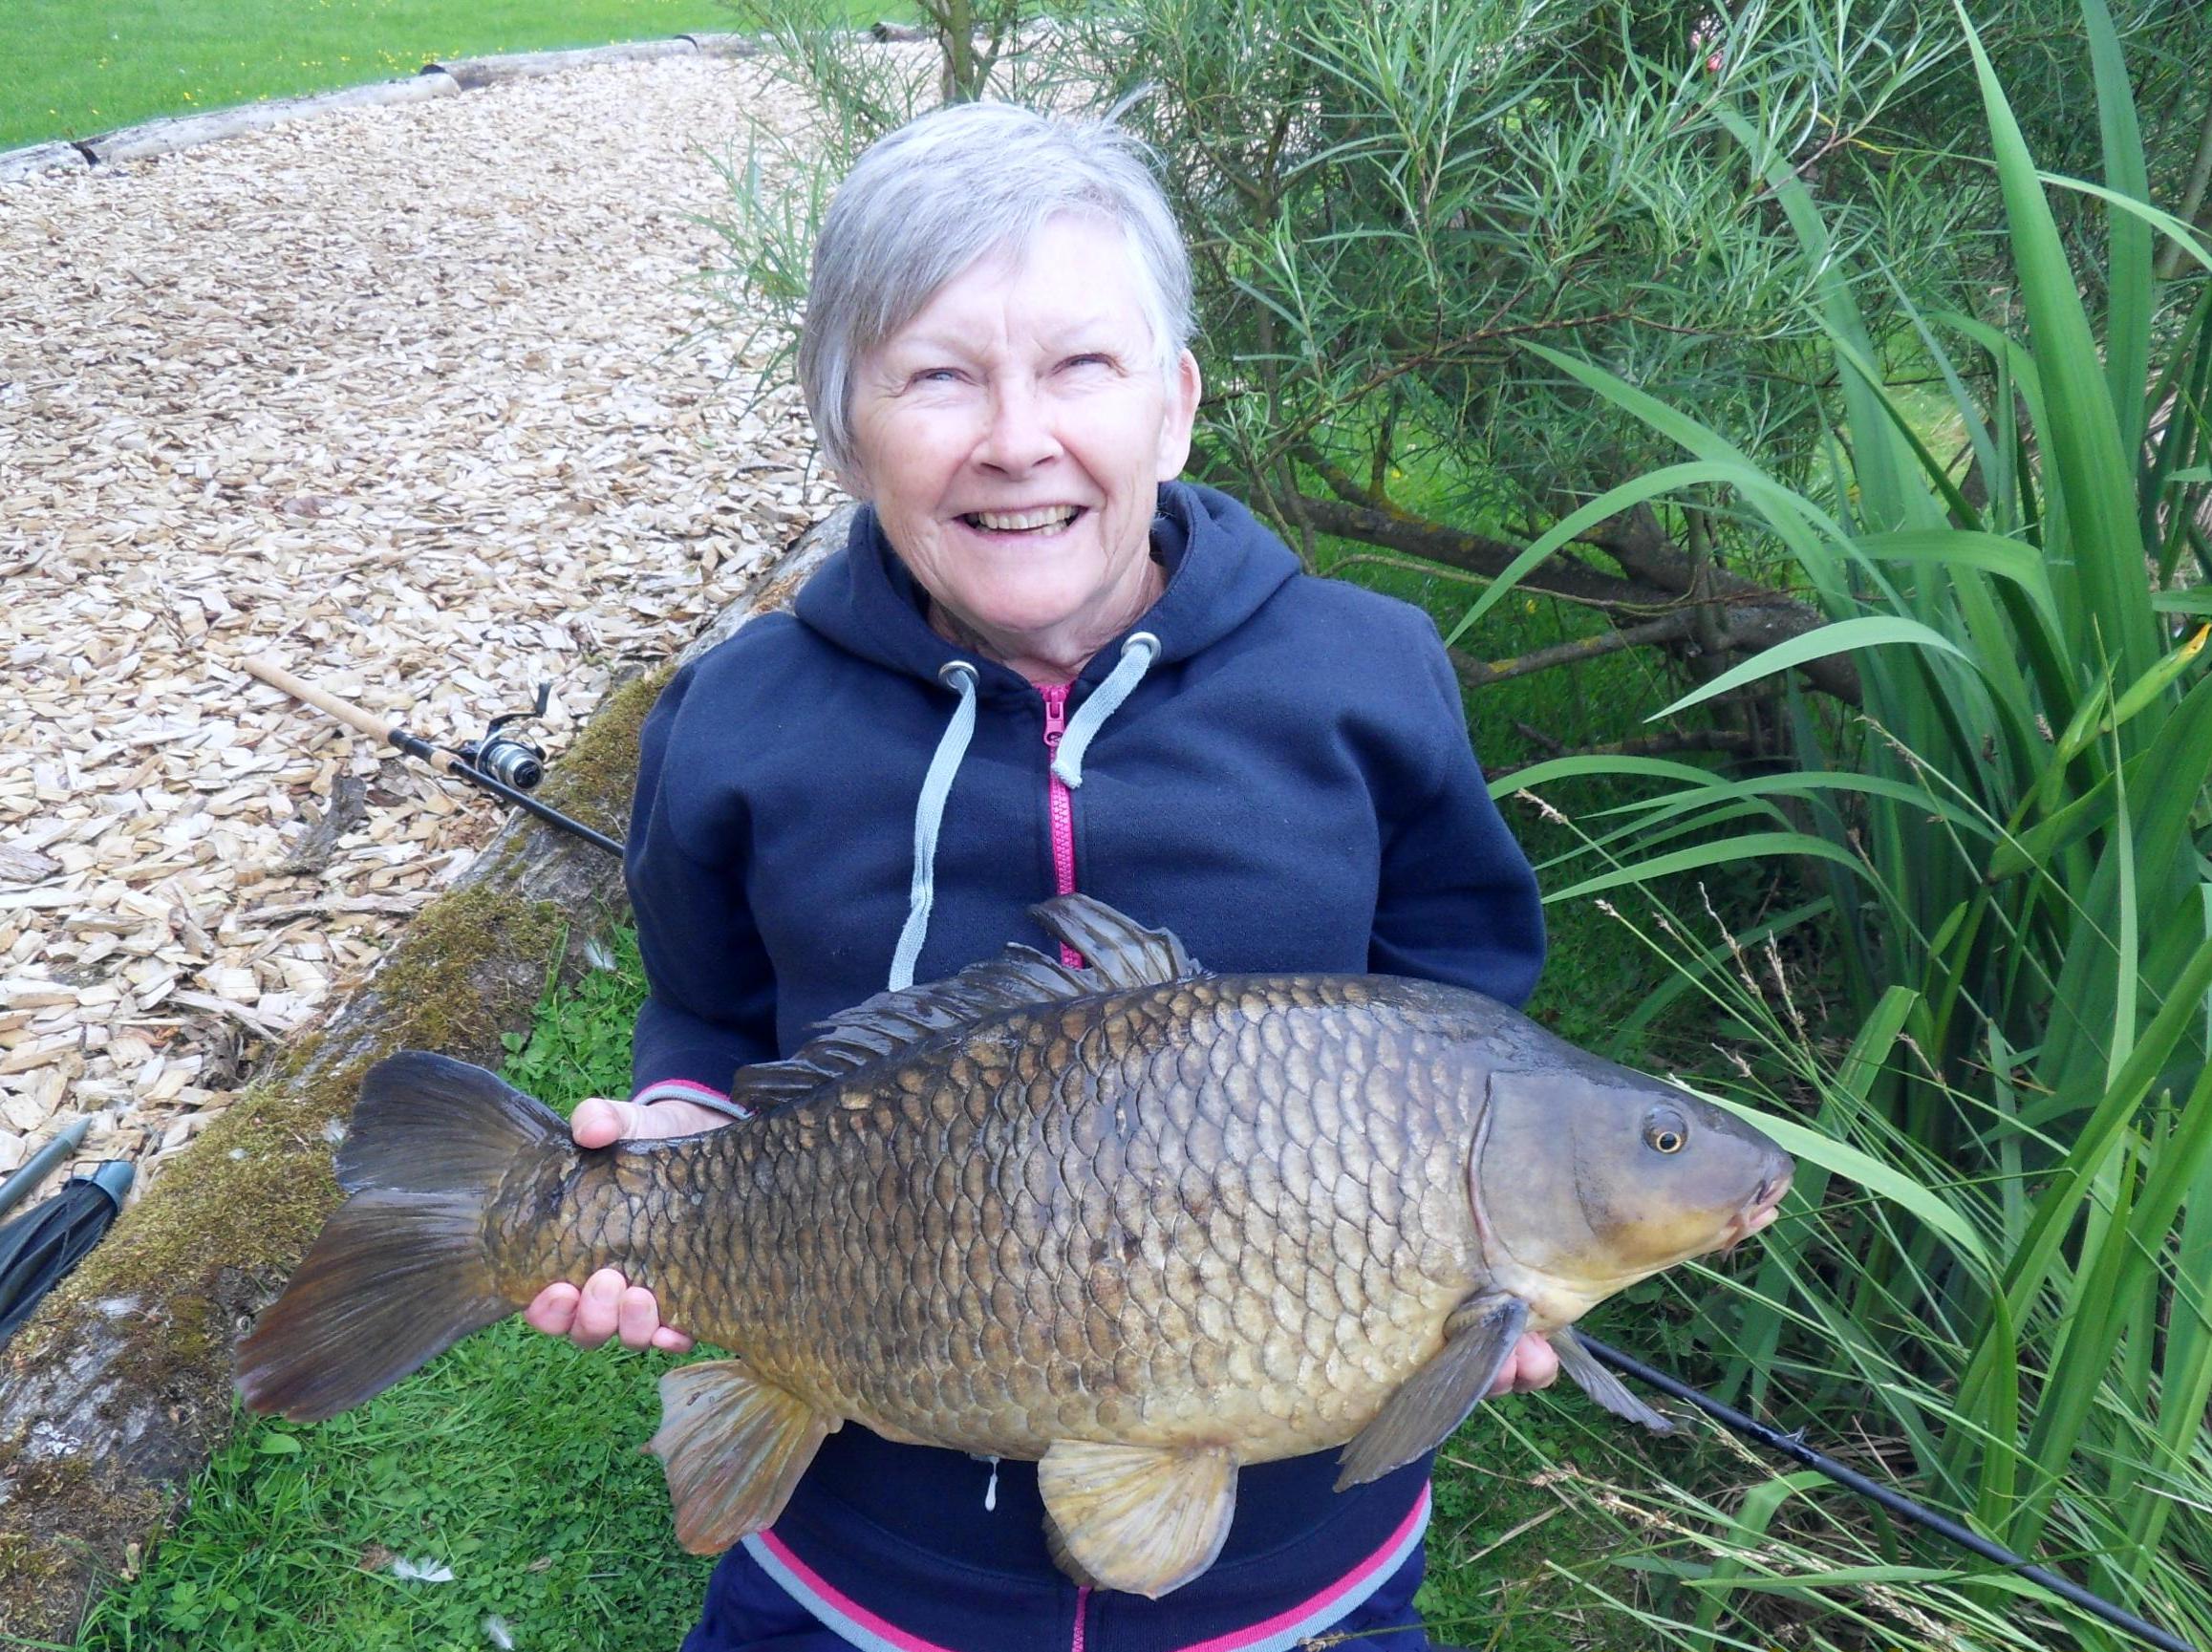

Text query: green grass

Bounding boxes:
[0,0,901,152]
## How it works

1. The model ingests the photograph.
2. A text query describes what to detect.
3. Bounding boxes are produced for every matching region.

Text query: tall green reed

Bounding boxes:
[1475,3,2212,1643]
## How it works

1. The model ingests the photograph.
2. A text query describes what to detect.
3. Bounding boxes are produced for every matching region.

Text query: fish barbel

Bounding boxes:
[237,896,1792,1597]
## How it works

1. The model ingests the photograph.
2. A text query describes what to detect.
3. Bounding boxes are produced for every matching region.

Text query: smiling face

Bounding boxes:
[844,213,1203,682]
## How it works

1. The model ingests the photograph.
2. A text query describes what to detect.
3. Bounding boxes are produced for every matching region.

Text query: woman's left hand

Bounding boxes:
[1487,1331,1559,1397]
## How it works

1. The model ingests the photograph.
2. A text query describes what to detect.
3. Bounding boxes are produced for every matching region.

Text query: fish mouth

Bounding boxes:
[1720,1168,1793,1255]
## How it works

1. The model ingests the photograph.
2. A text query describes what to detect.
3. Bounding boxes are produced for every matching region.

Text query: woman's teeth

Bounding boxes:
[963,506,1081,533]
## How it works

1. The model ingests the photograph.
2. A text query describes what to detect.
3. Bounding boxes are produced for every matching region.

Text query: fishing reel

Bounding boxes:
[450,683,551,792]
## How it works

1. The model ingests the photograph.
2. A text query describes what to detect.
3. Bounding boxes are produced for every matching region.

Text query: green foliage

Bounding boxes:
[1493,6,2212,1645]
[499,929,653,1104]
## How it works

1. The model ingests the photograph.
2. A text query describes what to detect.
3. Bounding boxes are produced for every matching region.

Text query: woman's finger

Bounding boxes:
[569,1267,629,1350]
[569,1097,630,1150]
[524,1281,580,1337]
[616,1285,663,1351]
[1509,1332,1559,1393]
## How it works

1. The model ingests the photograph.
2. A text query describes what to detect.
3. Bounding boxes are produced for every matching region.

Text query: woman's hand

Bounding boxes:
[521,1096,732,1354]
[1486,1331,1559,1398]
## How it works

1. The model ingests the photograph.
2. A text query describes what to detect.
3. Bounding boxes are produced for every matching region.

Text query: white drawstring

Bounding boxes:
[1052,633,1158,789]
[889,660,978,992]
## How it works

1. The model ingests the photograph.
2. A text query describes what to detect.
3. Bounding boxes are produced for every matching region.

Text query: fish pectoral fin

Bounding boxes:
[1335,1290,1530,1491]
[643,1360,838,1555]
[1548,1330,1674,1434]
[1037,1439,1237,1598]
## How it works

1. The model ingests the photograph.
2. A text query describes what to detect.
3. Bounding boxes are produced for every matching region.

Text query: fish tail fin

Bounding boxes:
[236,1052,567,1423]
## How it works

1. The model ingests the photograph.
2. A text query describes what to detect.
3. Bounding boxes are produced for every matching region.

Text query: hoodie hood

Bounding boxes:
[793,480,1300,698]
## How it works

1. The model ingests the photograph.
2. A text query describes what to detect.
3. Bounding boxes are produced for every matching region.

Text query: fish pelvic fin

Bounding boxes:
[1037,1439,1237,1598]
[1335,1290,1530,1491]
[1548,1329,1675,1433]
[1041,1514,1105,1591]
[645,1360,837,1555]
[235,1052,564,1423]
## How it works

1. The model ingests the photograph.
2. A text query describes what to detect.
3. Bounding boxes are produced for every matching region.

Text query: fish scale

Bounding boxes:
[236,895,1791,1599]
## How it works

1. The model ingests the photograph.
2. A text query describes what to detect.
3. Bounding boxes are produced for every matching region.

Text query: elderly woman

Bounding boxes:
[525,101,1553,1652]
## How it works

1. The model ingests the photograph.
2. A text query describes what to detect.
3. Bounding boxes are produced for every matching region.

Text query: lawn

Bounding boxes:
[0,0,900,151]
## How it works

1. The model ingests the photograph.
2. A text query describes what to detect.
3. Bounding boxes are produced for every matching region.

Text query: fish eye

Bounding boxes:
[1643,1107,1688,1154]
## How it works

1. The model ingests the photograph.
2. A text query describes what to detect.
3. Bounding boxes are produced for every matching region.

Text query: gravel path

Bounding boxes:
[0,54,843,1197]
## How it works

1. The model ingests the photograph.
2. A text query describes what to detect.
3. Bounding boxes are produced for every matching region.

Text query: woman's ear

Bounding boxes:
[1154,349,1203,481]
[832,457,873,502]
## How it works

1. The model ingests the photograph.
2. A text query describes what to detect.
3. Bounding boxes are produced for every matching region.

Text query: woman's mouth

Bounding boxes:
[957,505,1085,537]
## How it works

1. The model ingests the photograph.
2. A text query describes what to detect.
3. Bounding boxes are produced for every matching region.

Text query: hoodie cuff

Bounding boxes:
[629,1078,753,1121]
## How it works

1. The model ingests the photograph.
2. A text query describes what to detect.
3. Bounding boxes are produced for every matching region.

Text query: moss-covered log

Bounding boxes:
[0,513,845,1643]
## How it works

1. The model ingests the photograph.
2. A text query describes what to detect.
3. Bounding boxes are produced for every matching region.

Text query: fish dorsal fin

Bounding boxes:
[1030,894,1203,990]
[729,898,1204,1112]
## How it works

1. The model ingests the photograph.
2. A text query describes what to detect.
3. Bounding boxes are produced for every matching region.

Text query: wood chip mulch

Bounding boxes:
[0,54,851,1200]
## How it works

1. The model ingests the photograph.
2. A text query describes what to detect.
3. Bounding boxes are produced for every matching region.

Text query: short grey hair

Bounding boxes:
[798,100,1194,480]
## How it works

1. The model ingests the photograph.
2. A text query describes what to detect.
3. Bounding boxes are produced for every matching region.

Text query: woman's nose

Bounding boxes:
[974,382,1063,474]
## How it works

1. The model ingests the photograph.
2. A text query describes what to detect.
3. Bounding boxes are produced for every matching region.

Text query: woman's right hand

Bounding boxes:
[521,1096,733,1354]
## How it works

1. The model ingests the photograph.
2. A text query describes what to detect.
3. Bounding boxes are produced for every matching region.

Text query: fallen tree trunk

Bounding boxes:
[0,512,842,1644]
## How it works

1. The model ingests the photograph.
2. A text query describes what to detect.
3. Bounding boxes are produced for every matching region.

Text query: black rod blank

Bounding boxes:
[1575,1333,2195,1652]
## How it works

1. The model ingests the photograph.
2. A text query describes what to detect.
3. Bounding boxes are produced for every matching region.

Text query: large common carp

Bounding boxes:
[238,896,1792,1598]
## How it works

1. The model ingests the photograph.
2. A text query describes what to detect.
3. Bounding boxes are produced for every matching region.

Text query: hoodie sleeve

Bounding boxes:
[1366,617,1547,1009]
[624,662,780,1105]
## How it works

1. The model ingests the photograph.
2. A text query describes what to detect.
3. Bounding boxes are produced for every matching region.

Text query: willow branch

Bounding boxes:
[1486,728,1765,780]
[1451,612,1699,689]
[1282,486,1861,705]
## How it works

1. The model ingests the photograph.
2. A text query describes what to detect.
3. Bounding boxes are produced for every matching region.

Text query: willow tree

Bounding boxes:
[718,0,2211,752]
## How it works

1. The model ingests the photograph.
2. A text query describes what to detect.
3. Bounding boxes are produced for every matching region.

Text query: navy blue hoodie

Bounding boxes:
[625,481,1545,1652]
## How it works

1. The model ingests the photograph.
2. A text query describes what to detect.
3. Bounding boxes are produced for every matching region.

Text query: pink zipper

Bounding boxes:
[1040,682,1083,968]
[1072,1583,1091,1652]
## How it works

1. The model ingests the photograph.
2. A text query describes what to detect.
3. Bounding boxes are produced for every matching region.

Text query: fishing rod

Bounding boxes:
[0,1116,91,1223]
[243,654,2190,1649]
[1578,1333,2196,1652]
[243,658,625,857]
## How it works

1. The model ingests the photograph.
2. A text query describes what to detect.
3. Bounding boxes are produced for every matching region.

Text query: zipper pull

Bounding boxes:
[1041,682,1068,748]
